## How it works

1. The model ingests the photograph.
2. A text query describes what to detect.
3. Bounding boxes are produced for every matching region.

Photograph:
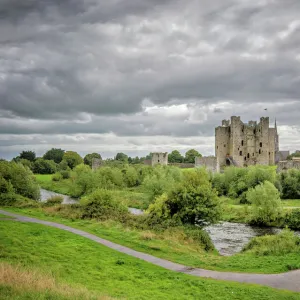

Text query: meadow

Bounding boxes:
[1,220,300,300]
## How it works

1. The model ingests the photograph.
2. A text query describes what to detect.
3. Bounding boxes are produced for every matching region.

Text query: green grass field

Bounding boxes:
[3,207,300,274]
[1,220,299,299]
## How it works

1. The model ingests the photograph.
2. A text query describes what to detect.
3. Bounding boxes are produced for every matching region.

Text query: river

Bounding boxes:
[40,189,300,256]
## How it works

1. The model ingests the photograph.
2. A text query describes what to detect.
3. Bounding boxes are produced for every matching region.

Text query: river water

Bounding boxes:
[40,189,300,256]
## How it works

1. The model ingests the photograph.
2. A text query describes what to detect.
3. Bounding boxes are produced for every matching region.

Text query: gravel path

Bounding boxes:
[1,209,299,292]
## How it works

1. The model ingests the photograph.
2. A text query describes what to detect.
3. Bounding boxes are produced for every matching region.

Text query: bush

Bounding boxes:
[285,210,300,230]
[246,181,282,225]
[0,193,39,207]
[184,227,215,251]
[60,170,71,179]
[52,172,62,181]
[33,158,57,174]
[279,169,300,199]
[122,166,139,187]
[0,161,40,200]
[142,166,182,202]
[242,229,300,256]
[44,195,64,206]
[148,168,221,225]
[212,166,278,203]
[80,189,128,220]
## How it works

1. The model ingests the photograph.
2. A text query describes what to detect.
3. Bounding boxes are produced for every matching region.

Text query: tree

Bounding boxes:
[148,168,220,225]
[168,150,184,163]
[62,151,83,169]
[246,181,282,225]
[84,153,102,167]
[32,158,57,174]
[43,148,65,163]
[115,152,128,162]
[184,149,202,163]
[19,150,36,162]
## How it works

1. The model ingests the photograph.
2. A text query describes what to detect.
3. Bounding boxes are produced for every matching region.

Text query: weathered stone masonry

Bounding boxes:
[215,116,279,169]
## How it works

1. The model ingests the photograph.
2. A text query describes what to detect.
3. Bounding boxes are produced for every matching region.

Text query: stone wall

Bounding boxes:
[277,159,300,172]
[195,156,219,173]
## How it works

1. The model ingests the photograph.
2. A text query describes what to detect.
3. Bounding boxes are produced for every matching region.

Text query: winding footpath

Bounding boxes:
[1,209,300,293]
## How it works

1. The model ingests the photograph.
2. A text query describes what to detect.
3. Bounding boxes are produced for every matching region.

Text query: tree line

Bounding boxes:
[9,148,202,174]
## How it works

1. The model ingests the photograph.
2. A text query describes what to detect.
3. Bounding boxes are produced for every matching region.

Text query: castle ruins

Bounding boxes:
[147,116,299,172]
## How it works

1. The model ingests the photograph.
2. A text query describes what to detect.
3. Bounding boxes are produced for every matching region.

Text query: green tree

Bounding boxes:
[0,160,40,200]
[19,150,36,162]
[115,152,128,163]
[62,151,83,169]
[84,153,102,167]
[246,181,282,225]
[184,149,202,163]
[168,150,184,163]
[148,168,220,225]
[18,159,33,170]
[43,148,65,163]
[33,158,57,174]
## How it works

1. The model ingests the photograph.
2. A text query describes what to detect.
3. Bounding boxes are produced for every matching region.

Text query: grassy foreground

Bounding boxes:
[3,207,300,274]
[1,220,299,300]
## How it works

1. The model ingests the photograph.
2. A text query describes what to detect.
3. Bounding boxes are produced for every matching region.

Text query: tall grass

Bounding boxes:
[0,262,111,299]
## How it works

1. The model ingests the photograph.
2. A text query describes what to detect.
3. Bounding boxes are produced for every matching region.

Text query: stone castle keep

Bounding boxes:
[216,116,279,168]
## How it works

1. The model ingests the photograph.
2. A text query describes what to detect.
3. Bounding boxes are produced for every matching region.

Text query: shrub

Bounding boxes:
[0,193,39,207]
[80,189,128,220]
[44,195,64,206]
[52,172,62,181]
[148,168,221,225]
[0,161,40,200]
[0,176,14,194]
[94,167,124,189]
[285,209,300,230]
[60,170,71,179]
[184,227,215,251]
[242,229,300,256]
[142,166,182,202]
[279,169,300,199]
[122,166,139,187]
[212,166,278,203]
[246,181,282,225]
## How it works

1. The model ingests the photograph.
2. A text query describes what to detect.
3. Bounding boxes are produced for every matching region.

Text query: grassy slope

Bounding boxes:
[3,207,300,274]
[0,220,299,300]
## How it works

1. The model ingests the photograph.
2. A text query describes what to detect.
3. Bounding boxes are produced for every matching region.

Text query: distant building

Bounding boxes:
[151,152,168,166]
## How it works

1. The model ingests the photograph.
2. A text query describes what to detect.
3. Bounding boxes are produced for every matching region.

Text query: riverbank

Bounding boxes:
[3,205,300,274]
[1,217,299,299]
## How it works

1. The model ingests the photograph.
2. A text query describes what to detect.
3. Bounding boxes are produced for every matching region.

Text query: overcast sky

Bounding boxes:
[1,0,300,159]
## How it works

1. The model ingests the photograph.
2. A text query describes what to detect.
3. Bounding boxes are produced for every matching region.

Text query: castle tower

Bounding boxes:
[215,116,278,168]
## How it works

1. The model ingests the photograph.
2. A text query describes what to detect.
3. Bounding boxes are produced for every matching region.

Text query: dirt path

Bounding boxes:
[1,209,299,292]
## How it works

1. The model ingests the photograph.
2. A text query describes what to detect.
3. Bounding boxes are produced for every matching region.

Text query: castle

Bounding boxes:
[195,116,291,172]
[216,116,279,168]
[149,116,295,172]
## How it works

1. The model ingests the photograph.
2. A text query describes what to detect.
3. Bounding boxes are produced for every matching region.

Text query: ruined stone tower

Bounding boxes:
[151,152,168,166]
[215,116,279,168]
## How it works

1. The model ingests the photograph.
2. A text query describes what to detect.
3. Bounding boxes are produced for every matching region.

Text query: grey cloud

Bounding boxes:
[0,0,300,158]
